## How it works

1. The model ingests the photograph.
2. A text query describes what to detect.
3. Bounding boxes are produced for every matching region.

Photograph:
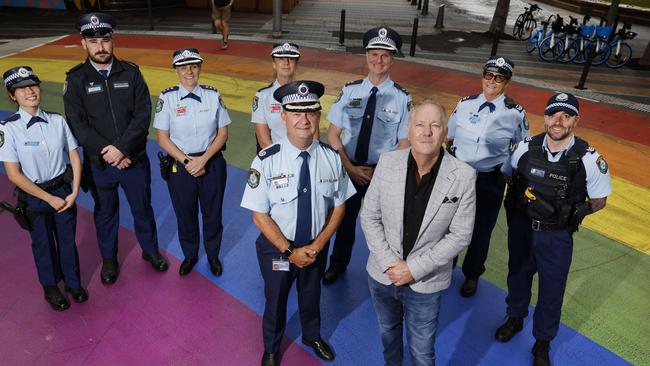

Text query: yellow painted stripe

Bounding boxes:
[4,57,647,254]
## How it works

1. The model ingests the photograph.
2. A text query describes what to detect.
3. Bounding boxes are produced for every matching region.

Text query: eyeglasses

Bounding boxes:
[483,71,508,83]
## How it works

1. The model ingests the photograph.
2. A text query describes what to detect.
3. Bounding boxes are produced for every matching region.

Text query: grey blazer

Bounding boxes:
[361,148,477,294]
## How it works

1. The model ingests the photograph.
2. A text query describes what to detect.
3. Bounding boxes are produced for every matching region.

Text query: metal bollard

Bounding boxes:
[147,0,154,31]
[417,0,422,10]
[339,10,346,45]
[575,43,597,89]
[422,0,429,15]
[410,17,419,57]
[490,27,501,56]
[599,17,606,26]
[434,4,445,29]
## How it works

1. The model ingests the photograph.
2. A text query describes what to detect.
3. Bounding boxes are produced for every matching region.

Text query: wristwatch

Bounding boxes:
[183,157,190,165]
[282,243,295,258]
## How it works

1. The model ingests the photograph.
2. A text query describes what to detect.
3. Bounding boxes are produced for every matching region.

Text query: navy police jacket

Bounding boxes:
[63,57,151,161]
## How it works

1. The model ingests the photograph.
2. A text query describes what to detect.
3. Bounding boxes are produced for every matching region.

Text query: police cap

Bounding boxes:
[75,12,116,38]
[484,56,514,79]
[273,80,324,112]
[545,92,579,116]
[271,42,301,58]
[363,26,402,53]
[172,48,204,67]
[3,66,40,91]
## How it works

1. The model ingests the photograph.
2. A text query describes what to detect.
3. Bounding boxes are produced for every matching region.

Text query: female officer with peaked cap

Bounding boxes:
[0,66,86,311]
[154,48,231,276]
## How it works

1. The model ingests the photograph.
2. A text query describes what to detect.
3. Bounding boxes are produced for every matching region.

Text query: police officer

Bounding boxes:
[447,56,529,297]
[241,80,355,365]
[63,13,168,285]
[324,26,411,284]
[0,66,86,310]
[154,48,230,276]
[252,42,320,151]
[495,93,611,366]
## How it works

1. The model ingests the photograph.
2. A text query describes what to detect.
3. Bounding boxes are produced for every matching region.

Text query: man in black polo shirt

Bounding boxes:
[361,99,477,365]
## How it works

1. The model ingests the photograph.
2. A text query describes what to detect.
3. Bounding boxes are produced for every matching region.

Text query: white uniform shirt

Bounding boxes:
[251,80,286,144]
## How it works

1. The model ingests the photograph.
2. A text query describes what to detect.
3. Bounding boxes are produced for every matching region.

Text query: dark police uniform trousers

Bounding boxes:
[25,183,81,288]
[86,157,158,259]
[256,234,328,353]
[505,213,573,341]
[167,152,227,259]
[462,167,505,279]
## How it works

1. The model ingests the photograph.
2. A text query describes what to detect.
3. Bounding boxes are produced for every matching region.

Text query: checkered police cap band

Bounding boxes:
[80,22,114,32]
[172,50,203,66]
[4,68,35,86]
[271,43,301,58]
[367,36,397,51]
[545,102,579,116]
[485,58,513,73]
[281,92,320,105]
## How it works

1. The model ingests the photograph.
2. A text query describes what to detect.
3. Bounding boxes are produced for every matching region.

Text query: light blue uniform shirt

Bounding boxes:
[327,77,411,165]
[0,108,78,183]
[241,139,356,241]
[153,84,231,154]
[506,136,612,198]
[448,93,529,172]
[251,80,286,144]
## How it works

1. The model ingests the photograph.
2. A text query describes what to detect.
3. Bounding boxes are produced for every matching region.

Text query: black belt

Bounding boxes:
[531,219,568,232]
[186,150,223,158]
[477,164,503,176]
[350,160,377,169]
[37,165,72,192]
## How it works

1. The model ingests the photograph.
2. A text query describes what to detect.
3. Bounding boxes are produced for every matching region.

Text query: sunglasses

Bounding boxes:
[483,71,508,83]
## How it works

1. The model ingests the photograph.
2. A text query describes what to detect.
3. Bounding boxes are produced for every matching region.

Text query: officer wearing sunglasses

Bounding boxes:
[446,56,529,298]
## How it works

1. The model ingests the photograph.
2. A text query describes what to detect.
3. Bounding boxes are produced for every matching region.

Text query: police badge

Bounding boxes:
[596,156,608,174]
[155,98,164,113]
[0,130,4,148]
[252,96,259,112]
[248,168,261,188]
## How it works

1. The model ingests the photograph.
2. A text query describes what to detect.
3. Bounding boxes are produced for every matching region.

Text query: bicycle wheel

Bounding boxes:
[557,40,578,63]
[513,15,525,40]
[591,42,610,66]
[539,36,563,61]
[526,32,539,53]
[521,18,537,41]
[606,43,632,68]
[572,39,588,64]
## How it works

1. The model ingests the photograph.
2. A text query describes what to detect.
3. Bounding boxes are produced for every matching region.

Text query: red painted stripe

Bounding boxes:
[51,34,650,146]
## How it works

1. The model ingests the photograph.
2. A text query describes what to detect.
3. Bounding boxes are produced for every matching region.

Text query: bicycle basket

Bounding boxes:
[580,24,595,37]
[596,26,612,38]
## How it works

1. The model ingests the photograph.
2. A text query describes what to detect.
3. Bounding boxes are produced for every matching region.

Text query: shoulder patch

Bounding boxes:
[0,113,20,125]
[200,84,218,92]
[0,130,4,148]
[596,156,608,174]
[247,168,261,188]
[161,86,179,95]
[523,113,529,130]
[461,94,480,102]
[252,96,259,111]
[66,63,84,75]
[319,141,339,154]
[344,79,363,87]
[393,82,410,95]
[257,82,274,93]
[258,144,281,160]
[155,98,164,113]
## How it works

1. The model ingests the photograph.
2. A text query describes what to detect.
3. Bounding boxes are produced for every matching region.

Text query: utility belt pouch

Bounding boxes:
[1,199,33,231]
[157,152,173,181]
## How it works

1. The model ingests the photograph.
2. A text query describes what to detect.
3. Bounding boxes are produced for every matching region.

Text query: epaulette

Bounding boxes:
[461,94,479,102]
[257,144,280,160]
[504,96,524,112]
[393,82,410,95]
[586,146,596,154]
[43,110,61,117]
[344,79,363,87]
[66,63,84,75]
[200,84,218,92]
[0,113,20,125]
[257,82,274,93]
[121,60,139,69]
[162,86,179,95]
[319,141,339,154]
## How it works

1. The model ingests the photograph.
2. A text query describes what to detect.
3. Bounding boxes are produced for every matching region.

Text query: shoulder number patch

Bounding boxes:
[596,156,608,174]
[248,168,261,188]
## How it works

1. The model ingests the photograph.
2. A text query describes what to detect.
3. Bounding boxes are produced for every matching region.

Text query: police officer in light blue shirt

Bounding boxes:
[496,92,611,366]
[447,56,529,298]
[251,42,320,151]
[324,26,412,284]
[154,48,231,277]
[0,66,86,311]
[241,80,355,366]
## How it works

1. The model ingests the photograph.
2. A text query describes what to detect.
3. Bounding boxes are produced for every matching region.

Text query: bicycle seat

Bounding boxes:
[625,31,637,40]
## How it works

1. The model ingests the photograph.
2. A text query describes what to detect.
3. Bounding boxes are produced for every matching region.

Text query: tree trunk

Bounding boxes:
[640,40,650,66]
[489,0,511,35]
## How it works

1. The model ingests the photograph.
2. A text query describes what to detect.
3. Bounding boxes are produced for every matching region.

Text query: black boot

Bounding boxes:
[495,316,524,342]
[532,339,551,366]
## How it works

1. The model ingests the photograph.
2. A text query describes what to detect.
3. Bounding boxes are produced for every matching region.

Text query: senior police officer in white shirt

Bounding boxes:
[447,55,529,297]
[324,26,412,284]
[154,48,231,277]
[241,80,355,366]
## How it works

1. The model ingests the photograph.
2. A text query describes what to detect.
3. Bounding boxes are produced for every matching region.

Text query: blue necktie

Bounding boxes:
[26,116,47,129]
[181,92,202,103]
[98,69,109,79]
[354,86,379,164]
[294,151,312,247]
[478,101,495,113]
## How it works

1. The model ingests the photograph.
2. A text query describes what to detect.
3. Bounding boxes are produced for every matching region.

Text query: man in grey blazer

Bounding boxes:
[361,99,477,366]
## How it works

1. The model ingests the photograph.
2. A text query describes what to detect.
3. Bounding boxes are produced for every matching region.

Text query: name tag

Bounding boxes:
[272,175,289,188]
[382,107,397,114]
[530,168,545,178]
[113,81,130,89]
[319,178,338,183]
[24,141,40,146]
[272,258,290,271]
[176,106,187,116]
[199,108,209,113]
[270,104,282,113]
[86,84,104,94]
[349,98,362,108]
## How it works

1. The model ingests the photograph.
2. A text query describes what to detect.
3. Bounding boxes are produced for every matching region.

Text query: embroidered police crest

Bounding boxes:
[252,96,259,112]
[248,168,261,188]
[334,90,343,104]
[596,156,608,174]
[0,130,4,148]
[523,115,529,130]
[219,96,227,109]
[155,98,164,113]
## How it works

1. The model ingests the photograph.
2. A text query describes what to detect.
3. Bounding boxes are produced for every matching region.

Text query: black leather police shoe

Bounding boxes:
[322,267,344,285]
[302,338,335,361]
[142,251,169,272]
[179,258,198,276]
[44,286,70,311]
[460,278,478,297]
[532,340,551,366]
[101,259,119,284]
[65,286,89,303]
[495,316,524,342]
[208,257,223,277]
[260,352,278,366]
